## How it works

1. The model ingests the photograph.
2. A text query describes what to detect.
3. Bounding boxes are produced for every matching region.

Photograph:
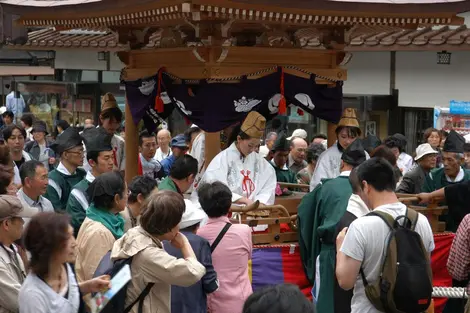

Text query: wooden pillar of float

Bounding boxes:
[327,122,337,148]
[204,131,221,169]
[124,98,139,184]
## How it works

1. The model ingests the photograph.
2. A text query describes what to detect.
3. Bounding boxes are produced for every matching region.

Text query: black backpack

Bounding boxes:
[360,208,433,313]
[93,251,154,313]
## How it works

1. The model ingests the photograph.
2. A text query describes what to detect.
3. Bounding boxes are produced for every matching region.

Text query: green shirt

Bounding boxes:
[423,167,470,231]
[45,168,86,212]
[271,163,297,184]
[158,177,181,194]
[66,179,91,237]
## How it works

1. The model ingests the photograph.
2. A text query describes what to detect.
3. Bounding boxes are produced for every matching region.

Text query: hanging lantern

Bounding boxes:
[437,51,451,65]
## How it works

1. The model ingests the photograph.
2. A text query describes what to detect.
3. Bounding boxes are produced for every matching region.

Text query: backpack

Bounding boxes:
[360,208,433,313]
[93,251,154,313]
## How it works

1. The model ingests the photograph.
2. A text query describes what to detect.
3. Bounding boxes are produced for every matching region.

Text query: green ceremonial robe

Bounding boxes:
[271,163,297,184]
[298,175,352,313]
[45,168,86,213]
[66,179,91,236]
[423,167,470,232]
[158,177,181,194]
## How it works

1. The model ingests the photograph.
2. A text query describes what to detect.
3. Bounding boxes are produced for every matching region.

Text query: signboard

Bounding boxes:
[449,100,470,115]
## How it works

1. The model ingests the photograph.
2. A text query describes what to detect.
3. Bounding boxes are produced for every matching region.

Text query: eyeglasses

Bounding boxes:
[66,150,85,155]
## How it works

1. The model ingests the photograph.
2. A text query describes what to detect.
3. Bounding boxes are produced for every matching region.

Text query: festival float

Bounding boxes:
[4,0,467,311]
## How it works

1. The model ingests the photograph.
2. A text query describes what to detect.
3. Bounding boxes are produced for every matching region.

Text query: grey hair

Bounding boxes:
[265,132,277,142]
[454,153,465,161]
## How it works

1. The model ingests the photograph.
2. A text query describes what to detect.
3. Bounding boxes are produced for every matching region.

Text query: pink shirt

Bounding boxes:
[197,216,253,313]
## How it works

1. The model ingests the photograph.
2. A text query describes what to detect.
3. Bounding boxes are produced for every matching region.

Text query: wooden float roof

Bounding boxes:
[3,0,465,29]
[12,25,470,52]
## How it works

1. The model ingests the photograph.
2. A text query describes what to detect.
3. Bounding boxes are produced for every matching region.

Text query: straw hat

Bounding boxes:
[101,93,118,111]
[337,108,359,129]
[241,112,266,139]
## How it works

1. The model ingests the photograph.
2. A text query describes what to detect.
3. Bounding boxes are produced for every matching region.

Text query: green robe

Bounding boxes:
[45,168,86,213]
[423,167,470,231]
[298,175,352,313]
[66,179,91,236]
[158,177,181,194]
[271,163,297,184]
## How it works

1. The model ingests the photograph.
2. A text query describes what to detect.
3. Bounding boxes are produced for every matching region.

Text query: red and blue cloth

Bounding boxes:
[249,244,312,298]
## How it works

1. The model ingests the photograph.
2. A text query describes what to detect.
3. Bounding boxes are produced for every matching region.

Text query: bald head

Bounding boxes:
[290,137,308,164]
[157,129,171,149]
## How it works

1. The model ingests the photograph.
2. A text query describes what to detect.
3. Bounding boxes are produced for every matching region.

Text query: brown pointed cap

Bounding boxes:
[241,112,266,139]
[101,92,118,111]
[337,108,360,128]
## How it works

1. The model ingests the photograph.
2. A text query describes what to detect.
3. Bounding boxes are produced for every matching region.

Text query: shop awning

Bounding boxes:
[0,66,54,76]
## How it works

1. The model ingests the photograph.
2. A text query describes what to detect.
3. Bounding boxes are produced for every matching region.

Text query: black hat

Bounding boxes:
[392,133,407,151]
[443,130,465,153]
[81,127,113,153]
[341,139,366,166]
[362,135,381,152]
[271,133,290,152]
[31,120,48,135]
[50,127,83,155]
[87,171,124,201]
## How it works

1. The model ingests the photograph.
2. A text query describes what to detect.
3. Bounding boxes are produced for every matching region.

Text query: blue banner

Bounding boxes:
[450,100,470,115]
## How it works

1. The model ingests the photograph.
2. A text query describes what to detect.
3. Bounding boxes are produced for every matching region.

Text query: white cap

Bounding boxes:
[190,124,199,128]
[179,199,207,229]
[287,129,308,140]
[0,107,6,114]
[415,143,438,161]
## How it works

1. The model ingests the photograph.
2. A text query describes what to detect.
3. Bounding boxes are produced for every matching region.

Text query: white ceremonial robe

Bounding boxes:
[310,142,370,191]
[188,132,205,193]
[194,142,276,205]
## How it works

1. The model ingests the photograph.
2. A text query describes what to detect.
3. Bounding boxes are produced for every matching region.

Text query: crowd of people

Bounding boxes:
[1,92,470,313]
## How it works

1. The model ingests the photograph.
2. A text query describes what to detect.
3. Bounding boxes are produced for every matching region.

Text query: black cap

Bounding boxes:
[81,127,113,153]
[362,135,381,152]
[31,120,48,135]
[271,132,290,152]
[50,127,83,155]
[392,133,407,151]
[443,130,465,153]
[341,139,366,166]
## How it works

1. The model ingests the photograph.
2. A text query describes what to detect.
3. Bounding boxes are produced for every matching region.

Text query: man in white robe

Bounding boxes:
[194,111,276,206]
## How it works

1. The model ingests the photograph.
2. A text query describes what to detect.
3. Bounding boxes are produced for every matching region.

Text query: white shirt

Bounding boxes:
[17,188,54,226]
[193,142,277,205]
[13,151,33,185]
[6,91,25,122]
[19,263,80,313]
[397,152,414,175]
[258,145,270,158]
[340,202,435,313]
[153,146,172,162]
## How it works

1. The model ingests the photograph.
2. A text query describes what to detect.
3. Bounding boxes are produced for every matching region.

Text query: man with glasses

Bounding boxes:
[0,195,34,313]
[138,130,165,182]
[161,134,189,177]
[66,127,115,236]
[17,161,54,226]
[45,127,86,212]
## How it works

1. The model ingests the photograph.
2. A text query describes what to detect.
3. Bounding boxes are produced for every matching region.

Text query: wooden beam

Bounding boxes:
[124,98,139,184]
[122,66,346,84]
[204,132,221,169]
[327,122,337,147]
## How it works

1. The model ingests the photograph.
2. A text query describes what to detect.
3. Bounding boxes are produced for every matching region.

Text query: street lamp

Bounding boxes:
[437,51,451,65]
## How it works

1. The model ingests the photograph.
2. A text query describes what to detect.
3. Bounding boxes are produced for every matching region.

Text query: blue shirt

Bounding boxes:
[164,231,218,313]
[161,154,176,176]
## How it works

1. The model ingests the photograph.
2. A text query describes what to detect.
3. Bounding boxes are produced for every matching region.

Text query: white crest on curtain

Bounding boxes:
[234,97,261,112]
